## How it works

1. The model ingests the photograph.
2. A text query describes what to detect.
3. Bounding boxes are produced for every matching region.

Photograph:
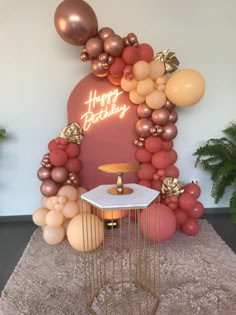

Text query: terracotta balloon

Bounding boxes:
[54,0,98,46]
[162,140,174,152]
[151,150,171,170]
[135,148,152,163]
[179,193,196,212]
[138,43,154,63]
[188,201,204,219]
[184,183,201,199]
[86,37,103,58]
[151,179,162,191]
[33,208,49,226]
[137,163,156,180]
[181,218,200,236]
[145,136,163,153]
[104,35,124,57]
[165,69,206,107]
[175,208,188,225]
[169,110,178,123]
[43,225,65,245]
[161,123,178,141]
[138,179,151,188]
[137,103,152,118]
[40,179,59,197]
[152,108,170,125]
[169,149,178,164]
[51,166,68,183]
[91,59,108,77]
[98,27,115,40]
[135,118,154,138]
[165,165,179,178]
[37,167,51,181]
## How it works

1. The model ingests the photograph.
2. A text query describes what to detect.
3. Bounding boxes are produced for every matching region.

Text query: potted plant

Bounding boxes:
[0,129,6,139]
[193,123,236,223]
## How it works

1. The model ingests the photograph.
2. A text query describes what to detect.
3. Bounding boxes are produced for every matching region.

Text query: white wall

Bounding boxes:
[1,0,235,216]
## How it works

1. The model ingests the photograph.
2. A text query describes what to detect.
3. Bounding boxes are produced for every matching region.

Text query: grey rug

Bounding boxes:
[0,220,236,315]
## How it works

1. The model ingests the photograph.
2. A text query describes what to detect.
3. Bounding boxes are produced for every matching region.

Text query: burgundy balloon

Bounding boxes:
[104,34,124,57]
[135,118,154,138]
[37,167,51,181]
[40,179,59,197]
[164,100,176,111]
[161,123,178,141]
[51,166,69,183]
[152,108,170,125]
[169,111,178,123]
[137,104,153,118]
[86,37,103,58]
[54,0,98,46]
[91,59,108,77]
[98,27,115,40]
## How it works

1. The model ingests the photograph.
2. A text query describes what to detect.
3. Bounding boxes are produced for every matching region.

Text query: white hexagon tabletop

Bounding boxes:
[81,184,159,210]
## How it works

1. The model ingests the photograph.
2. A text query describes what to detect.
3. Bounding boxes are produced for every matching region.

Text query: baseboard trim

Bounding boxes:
[0,208,230,222]
[0,215,32,223]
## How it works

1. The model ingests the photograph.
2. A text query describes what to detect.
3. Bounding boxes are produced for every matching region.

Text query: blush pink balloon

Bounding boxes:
[179,193,197,212]
[135,148,152,163]
[151,150,171,170]
[168,202,178,210]
[137,163,156,180]
[188,201,204,219]
[151,180,162,191]
[145,136,163,153]
[175,208,188,225]
[182,218,200,236]
[165,165,179,178]
[138,179,151,188]
[169,150,178,164]
[140,204,176,242]
[184,183,201,199]
[162,140,174,152]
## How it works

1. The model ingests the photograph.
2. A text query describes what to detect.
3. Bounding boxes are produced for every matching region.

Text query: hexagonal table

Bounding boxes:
[81,184,160,315]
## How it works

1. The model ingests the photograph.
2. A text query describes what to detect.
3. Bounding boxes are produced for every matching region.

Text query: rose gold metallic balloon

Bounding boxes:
[40,179,59,197]
[164,100,176,111]
[37,167,51,181]
[98,52,108,63]
[135,118,154,138]
[104,35,124,57]
[51,167,69,183]
[54,0,98,46]
[86,37,103,58]
[152,108,170,125]
[161,123,178,141]
[137,104,153,118]
[137,141,144,148]
[169,110,178,123]
[98,27,115,40]
[91,59,108,77]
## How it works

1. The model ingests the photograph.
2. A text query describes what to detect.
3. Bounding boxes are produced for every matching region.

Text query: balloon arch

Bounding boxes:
[33,0,206,249]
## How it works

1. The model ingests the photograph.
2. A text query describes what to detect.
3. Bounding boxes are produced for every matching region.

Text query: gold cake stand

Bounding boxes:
[98,163,141,195]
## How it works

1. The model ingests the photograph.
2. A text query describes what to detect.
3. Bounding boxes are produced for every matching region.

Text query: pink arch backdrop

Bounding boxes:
[33,0,206,248]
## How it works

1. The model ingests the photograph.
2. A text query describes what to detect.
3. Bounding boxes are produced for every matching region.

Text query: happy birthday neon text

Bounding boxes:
[81,89,131,131]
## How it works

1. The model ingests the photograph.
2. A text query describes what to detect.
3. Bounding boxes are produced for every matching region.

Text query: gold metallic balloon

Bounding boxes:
[54,0,98,46]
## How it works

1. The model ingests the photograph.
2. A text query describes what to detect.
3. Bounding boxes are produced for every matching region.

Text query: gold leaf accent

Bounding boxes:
[61,122,83,145]
[154,49,180,73]
[161,177,184,198]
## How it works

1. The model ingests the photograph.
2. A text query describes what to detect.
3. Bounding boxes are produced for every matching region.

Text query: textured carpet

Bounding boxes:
[0,220,236,315]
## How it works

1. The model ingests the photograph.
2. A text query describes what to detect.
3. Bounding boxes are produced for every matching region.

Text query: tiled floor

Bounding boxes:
[0,214,235,294]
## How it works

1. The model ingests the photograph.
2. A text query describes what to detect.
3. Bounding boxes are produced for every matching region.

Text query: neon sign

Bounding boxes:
[81,89,131,131]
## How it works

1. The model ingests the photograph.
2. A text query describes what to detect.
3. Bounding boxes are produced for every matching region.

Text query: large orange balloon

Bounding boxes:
[165,69,205,107]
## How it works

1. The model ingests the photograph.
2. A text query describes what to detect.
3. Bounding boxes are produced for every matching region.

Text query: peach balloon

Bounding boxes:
[149,60,165,80]
[62,201,80,218]
[54,203,64,211]
[58,185,78,201]
[63,219,71,232]
[77,186,88,199]
[78,200,92,213]
[133,61,150,80]
[146,90,166,109]
[165,69,206,107]
[67,214,104,252]
[98,209,128,220]
[43,225,65,245]
[129,90,146,105]
[33,208,49,226]
[157,84,165,91]
[46,196,57,211]
[45,210,64,227]
[136,78,154,96]
[58,195,67,204]
[156,76,167,85]
[121,77,137,92]
[41,196,48,208]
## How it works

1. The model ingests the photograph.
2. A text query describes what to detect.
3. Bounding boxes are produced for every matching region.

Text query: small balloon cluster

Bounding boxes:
[38,136,81,197]
[33,185,104,251]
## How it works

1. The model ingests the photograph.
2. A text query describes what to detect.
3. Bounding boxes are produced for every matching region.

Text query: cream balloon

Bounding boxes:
[63,219,71,232]
[129,90,145,105]
[45,210,64,227]
[121,77,137,92]
[62,201,80,218]
[33,208,49,226]
[146,90,166,109]
[133,61,150,80]
[58,185,78,201]
[43,225,65,245]
[165,69,205,107]
[77,186,88,200]
[67,214,104,252]
[41,196,48,208]
[149,60,165,79]
[136,78,154,96]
